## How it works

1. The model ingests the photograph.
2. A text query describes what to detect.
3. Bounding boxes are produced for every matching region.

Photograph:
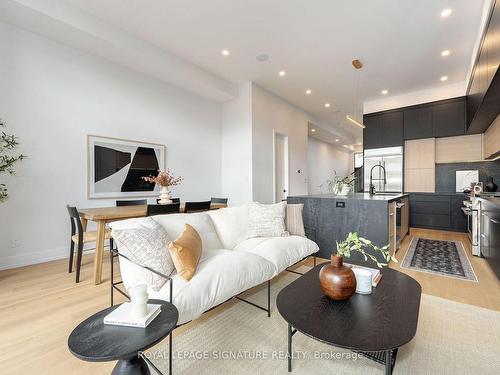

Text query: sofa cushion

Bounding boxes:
[169,224,202,281]
[247,201,288,238]
[152,212,223,251]
[234,236,319,275]
[146,249,276,324]
[110,217,173,291]
[207,204,249,249]
[286,204,306,237]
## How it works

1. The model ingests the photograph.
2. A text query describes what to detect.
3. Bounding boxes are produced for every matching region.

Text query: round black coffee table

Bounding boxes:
[277,264,421,375]
[68,299,178,375]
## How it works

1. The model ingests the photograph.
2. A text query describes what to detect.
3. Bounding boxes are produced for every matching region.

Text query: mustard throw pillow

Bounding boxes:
[168,224,202,281]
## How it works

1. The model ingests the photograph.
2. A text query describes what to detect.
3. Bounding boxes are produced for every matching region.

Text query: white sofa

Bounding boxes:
[114,204,319,325]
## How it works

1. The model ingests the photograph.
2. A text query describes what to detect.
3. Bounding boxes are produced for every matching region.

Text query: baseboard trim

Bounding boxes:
[0,245,102,271]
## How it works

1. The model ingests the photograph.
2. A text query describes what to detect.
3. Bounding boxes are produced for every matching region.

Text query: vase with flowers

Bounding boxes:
[319,232,397,300]
[142,169,183,204]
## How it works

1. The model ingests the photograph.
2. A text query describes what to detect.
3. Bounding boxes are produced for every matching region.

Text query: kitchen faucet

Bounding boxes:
[369,164,387,195]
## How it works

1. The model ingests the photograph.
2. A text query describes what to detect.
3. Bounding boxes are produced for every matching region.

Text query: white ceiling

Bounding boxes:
[60,0,484,142]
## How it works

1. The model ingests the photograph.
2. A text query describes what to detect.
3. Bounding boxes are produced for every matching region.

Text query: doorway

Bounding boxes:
[274,133,289,202]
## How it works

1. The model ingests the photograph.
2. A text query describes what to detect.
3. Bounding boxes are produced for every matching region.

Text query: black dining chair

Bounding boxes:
[184,201,212,213]
[67,205,113,283]
[211,197,228,205]
[116,199,147,206]
[147,203,181,216]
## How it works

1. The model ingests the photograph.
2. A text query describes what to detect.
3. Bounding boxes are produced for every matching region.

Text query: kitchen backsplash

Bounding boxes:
[435,160,500,192]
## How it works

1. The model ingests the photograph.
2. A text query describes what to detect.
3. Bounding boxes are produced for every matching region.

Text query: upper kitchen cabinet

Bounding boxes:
[381,111,404,147]
[404,106,433,140]
[467,0,500,134]
[365,97,466,148]
[432,97,466,138]
[363,111,403,149]
[363,115,383,148]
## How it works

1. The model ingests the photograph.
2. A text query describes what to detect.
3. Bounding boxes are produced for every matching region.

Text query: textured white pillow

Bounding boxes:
[247,201,288,238]
[286,204,306,237]
[110,217,174,291]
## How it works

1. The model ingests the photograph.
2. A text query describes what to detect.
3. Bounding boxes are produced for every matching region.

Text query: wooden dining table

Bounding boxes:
[78,203,226,285]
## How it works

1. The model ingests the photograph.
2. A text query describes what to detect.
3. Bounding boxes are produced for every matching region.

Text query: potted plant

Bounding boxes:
[142,169,183,204]
[333,175,356,195]
[318,232,397,300]
[0,118,26,203]
[319,170,356,195]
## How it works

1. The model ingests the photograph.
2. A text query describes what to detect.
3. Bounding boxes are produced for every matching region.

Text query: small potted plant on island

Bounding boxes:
[142,169,183,204]
[319,232,397,300]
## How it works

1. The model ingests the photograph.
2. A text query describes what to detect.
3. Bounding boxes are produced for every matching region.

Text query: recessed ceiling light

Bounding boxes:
[324,103,330,108]
[279,71,286,76]
[381,89,388,95]
[256,53,269,62]
[441,8,452,18]
[311,128,316,132]
[306,89,312,95]
[441,49,450,57]
[335,139,339,142]
[221,49,229,56]
[440,75,448,82]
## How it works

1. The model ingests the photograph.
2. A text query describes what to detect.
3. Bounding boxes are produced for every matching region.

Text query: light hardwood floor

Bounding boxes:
[0,228,498,374]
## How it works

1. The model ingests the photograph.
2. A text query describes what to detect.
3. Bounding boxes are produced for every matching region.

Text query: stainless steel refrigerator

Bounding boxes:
[363,146,403,193]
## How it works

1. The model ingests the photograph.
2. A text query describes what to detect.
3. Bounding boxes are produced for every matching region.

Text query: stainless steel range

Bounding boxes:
[463,192,500,256]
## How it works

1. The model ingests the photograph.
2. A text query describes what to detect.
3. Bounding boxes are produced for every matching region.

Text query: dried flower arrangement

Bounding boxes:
[142,169,183,188]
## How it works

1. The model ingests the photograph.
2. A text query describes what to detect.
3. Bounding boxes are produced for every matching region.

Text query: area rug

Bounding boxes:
[401,237,477,282]
[146,267,499,374]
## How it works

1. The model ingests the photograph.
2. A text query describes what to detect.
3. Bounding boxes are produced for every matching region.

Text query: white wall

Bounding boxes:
[221,82,253,205]
[251,84,309,203]
[0,22,222,269]
[307,137,352,194]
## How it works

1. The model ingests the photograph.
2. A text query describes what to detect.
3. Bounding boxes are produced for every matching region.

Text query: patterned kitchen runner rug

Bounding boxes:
[401,237,478,282]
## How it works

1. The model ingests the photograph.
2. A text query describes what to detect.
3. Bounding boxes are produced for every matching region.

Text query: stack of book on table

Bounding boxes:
[104,303,162,328]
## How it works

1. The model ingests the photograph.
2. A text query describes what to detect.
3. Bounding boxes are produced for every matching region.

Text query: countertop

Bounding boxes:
[408,191,468,196]
[478,197,500,207]
[289,193,408,202]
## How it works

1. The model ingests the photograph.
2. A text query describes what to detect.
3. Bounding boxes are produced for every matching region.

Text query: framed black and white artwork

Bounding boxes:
[87,135,166,199]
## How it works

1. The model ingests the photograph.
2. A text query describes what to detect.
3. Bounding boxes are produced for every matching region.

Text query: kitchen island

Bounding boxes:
[288,193,409,265]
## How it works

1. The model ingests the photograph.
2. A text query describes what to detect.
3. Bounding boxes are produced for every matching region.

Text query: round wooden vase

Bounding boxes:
[319,255,356,300]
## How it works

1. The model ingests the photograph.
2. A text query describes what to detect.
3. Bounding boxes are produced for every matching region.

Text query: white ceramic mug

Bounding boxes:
[353,269,372,295]
[129,284,149,318]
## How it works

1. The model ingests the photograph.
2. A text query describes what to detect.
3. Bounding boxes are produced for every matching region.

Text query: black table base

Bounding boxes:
[288,326,399,375]
[112,356,150,375]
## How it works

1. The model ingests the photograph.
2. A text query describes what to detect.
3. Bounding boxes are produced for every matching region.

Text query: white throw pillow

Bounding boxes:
[247,201,288,238]
[110,217,174,291]
[207,204,249,249]
[152,212,223,251]
[286,203,306,237]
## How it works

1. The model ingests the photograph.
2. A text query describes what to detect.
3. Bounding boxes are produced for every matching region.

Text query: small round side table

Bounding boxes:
[68,299,178,375]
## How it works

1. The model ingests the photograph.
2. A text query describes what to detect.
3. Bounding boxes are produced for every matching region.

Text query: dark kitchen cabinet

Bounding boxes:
[409,193,467,232]
[450,195,467,231]
[365,97,466,147]
[363,111,403,149]
[480,199,500,280]
[404,107,433,140]
[381,111,404,146]
[432,98,466,137]
[363,115,383,149]
[467,0,500,134]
